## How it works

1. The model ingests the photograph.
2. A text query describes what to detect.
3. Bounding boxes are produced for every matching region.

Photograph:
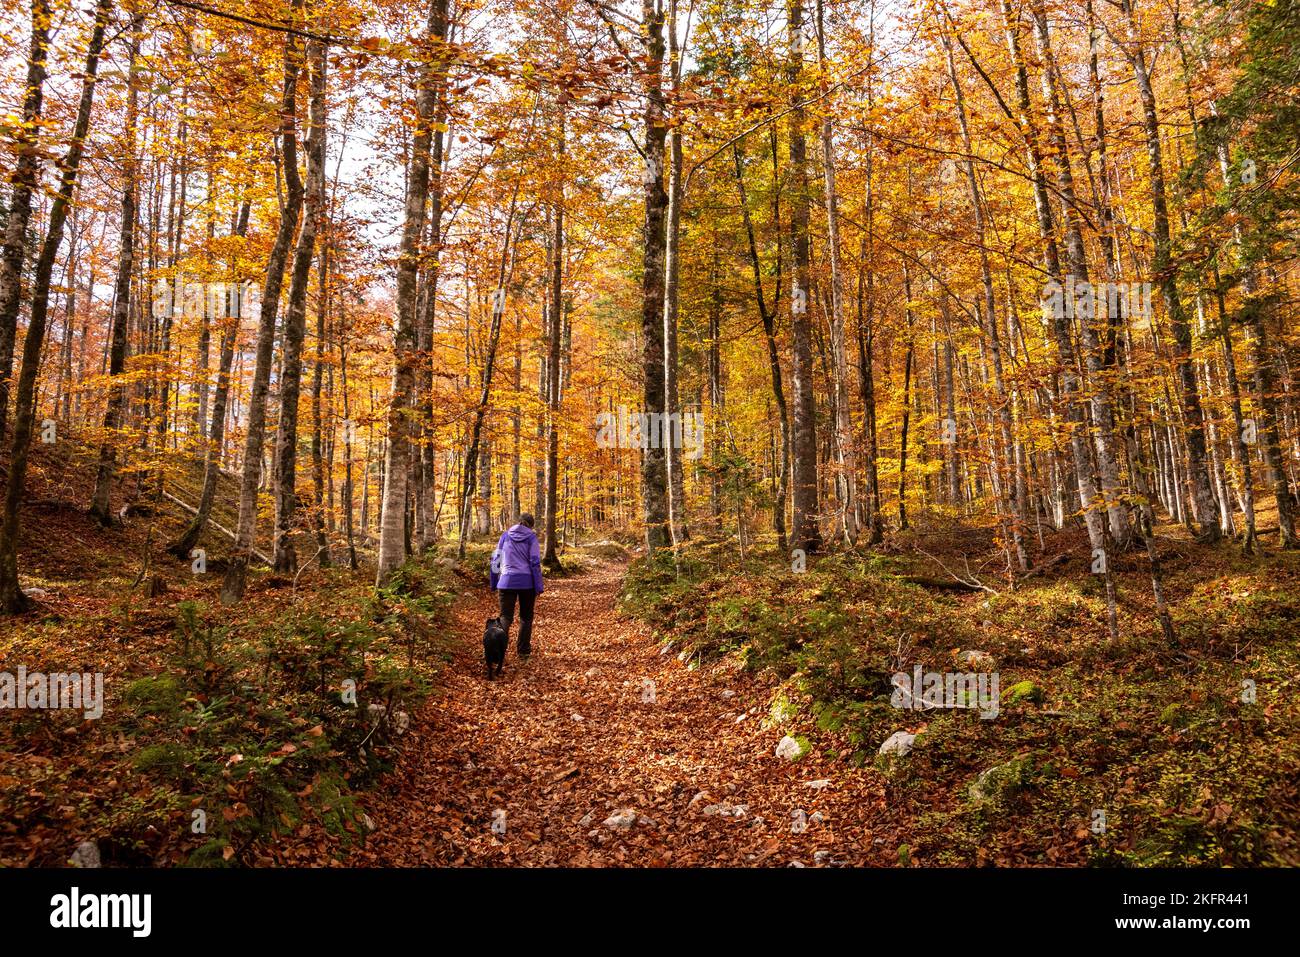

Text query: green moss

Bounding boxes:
[1004,680,1044,705]
[123,675,187,716]
[967,755,1036,806]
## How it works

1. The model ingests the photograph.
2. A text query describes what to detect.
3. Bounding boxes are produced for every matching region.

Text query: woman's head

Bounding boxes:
[518,513,535,529]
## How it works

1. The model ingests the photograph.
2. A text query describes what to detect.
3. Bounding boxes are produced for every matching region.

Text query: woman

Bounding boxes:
[489,513,545,658]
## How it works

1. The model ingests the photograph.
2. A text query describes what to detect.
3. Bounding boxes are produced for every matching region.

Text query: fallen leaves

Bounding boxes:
[349,562,887,868]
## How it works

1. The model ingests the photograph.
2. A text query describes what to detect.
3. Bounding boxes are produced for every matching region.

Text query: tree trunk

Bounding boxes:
[378,7,442,583]
[171,202,250,558]
[221,22,306,605]
[272,38,327,574]
[543,104,564,568]
[0,0,113,615]
[89,13,145,525]
[787,0,821,554]
[310,222,331,567]
[638,0,671,553]
[1000,0,1106,553]
[937,13,1026,568]
[815,0,856,546]
[663,0,689,546]
[1029,2,1131,550]
[0,0,51,439]
[733,144,789,551]
[1121,0,1220,542]
[415,0,449,553]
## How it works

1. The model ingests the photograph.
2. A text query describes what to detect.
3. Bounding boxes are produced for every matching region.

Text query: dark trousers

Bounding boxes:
[498,588,536,655]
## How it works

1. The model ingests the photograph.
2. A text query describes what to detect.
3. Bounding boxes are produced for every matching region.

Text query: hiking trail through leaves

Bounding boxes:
[353,560,890,867]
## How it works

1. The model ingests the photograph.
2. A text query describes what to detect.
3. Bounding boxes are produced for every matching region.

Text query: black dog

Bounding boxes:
[483,616,508,680]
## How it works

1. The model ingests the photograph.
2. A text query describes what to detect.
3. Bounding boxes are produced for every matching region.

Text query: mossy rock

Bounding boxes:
[776,734,811,760]
[767,692,799,727]
[123,675,186,716]
[967,756,1034,805]
[131,743,192,777]
[1004,680,1044,706]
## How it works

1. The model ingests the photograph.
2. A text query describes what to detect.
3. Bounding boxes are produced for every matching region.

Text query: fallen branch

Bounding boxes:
[161,491,273,566]
[914,547,1000,595]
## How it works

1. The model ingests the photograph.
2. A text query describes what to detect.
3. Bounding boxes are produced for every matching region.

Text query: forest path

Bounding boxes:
[353,560,891,866]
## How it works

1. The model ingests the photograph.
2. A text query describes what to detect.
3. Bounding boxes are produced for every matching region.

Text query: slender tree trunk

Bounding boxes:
[542,104,564,567]
[816,0,856,546]
[0,0,51,439]
[1030,2,1131,549]
[1121,0,1219,541]
[663,0,689,545]
[898,264,915,530]
[937,12,1026,568]
[221,22,306,605]
[456,182,525,558]
[378,9,442,583]
[170,202,250,558]
[1000,0,1106,554]
[733,144,789,551]
[416,0,449,552]
[638,0,671,553]
[272,39,327,574]
[787,0,821,554]
[1,0,113,614]
[310,221,331,567]
[90,13,145,525]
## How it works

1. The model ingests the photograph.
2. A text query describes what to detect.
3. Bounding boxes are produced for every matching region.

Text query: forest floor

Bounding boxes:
[4,440,1299,867]
[351,559,895,867]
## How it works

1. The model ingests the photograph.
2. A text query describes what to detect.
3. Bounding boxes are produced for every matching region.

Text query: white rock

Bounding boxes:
[721,689,735,699]
[775,735,805,760]
[577,811,595,827]
[703,802,747,818]
[571,713,584,722]
[603,808,638,830]
[804,779,832,790]
[879,731,917,757]
[734,713,747,724]
[391,711,410,735]
[789,860,806,868]
[22,587,49,600]
[69,841,100,868]
[810,811,825,824]
[814,850,832,865]
[363,814,377,832]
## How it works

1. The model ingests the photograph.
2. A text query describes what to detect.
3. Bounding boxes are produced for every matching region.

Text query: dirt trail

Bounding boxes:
[355,561,892,867]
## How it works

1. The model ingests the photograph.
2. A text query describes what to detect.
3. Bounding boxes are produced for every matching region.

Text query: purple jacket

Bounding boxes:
[490,524,544,593]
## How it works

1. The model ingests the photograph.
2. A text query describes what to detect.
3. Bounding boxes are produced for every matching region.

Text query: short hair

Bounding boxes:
[518,513,535,528]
